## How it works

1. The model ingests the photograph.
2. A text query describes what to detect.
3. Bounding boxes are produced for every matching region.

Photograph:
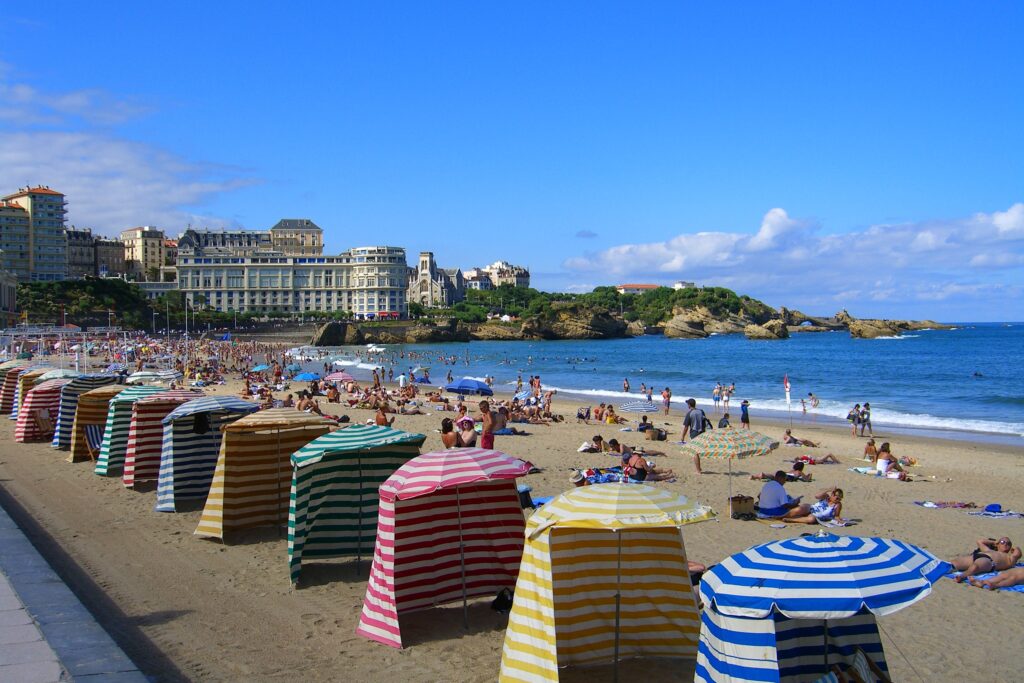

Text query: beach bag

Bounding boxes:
[491,587,514,614]
[729,495,755,517]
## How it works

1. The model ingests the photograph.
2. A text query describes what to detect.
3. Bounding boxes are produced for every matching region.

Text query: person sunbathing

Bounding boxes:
[863,439,878,463]
[968,566,1024,590]
[783,487,845,525]
[375,405,395,427]
[952,537,1021,582]
[796,453,841,465]
[874,442,907,480]
[751,461,813,482]
[610,439,676,481]
[783,429,819,447]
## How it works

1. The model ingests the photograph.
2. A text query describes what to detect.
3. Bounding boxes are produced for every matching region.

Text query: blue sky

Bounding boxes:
[1,2,1022,320]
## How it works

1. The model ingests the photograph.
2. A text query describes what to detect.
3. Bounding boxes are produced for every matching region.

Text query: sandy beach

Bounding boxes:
[1,377,1022,682]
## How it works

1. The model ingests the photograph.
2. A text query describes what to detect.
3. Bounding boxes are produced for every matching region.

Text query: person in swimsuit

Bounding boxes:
[969,566,1024,590]
[781,487,845,524]
[661,387,672,415]
[951,537,1021,583]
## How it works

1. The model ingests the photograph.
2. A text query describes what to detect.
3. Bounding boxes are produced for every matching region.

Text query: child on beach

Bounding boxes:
[740,400,750,428]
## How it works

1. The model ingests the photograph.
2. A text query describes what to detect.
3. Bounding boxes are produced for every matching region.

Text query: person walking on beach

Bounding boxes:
[847,404,861,437]
[859,402,873,437]
[682,398,710,474]
[662,387,672,415]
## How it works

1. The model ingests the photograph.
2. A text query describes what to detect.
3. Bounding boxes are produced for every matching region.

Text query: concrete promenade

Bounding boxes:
[0,502,147,682]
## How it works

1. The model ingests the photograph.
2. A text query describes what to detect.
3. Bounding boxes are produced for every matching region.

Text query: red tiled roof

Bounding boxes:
[0,201,27,211]
[617,284,660,289]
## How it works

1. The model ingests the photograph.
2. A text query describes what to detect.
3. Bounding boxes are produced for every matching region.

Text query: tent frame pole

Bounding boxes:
[823,618,829,676]
[456,487,469,630]
[356,452,363,576]
[613,529,621,683]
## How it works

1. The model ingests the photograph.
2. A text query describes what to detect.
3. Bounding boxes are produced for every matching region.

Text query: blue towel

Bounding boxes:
[946,563,1024,593]
[968,510,1024,519]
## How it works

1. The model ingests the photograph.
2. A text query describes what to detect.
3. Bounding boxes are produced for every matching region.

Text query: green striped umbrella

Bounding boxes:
[679,428,779,514]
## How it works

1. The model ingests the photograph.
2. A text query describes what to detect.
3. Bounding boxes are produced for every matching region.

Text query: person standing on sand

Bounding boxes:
[681,398,709,474]
[740,399,750,428]
[713,383,721,412]
[847,403,861,437]
[478,400,495,449]
[860,402,873,437]
[662,387,672,415]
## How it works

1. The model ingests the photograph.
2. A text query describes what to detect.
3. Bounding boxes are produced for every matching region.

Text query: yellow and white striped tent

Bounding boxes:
[68,385,126,462]
[498,483,715,682]
[194,409,335,540]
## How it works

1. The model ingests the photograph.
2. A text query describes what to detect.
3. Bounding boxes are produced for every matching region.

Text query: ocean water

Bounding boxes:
[294,322,1024,445]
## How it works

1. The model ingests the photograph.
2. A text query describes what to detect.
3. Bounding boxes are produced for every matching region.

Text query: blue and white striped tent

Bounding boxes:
[51,374,119,449]
[155,396,260,512]
[695,533,949,683]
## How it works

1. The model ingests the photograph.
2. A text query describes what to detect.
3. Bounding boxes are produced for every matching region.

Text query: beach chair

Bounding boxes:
[84,424,105,462]
[848,647,892,683]
[34,408,54,437]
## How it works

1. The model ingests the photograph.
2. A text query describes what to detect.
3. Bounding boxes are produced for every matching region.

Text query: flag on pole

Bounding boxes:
[783,373,791,407]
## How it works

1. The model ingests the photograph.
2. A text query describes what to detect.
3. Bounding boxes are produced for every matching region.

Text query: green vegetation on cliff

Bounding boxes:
[420,283,774,326]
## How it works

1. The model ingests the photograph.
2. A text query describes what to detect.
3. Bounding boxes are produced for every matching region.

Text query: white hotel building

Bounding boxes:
[175,226,408,318]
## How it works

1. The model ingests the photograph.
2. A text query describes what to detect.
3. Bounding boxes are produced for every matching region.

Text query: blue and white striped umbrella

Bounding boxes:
[513,389,532,402]
[619,399,658,413]
[700,532,950,619]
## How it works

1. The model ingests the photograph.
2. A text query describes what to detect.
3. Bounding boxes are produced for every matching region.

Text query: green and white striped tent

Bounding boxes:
[94,385,164,476]
[289,424,427,584]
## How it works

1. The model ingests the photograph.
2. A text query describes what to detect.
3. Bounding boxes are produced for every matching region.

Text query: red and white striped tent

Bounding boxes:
[15,378,73,442]
[356,448,532,649]
[123,389,204,488]
[0,361,32,414]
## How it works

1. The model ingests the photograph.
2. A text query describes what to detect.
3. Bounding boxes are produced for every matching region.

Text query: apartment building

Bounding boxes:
[269,219,324,256]
[464,260,530,289]
[0,186,68,281]
[120,226,166,280]
[66,227,98,278]
[96,238,127,277]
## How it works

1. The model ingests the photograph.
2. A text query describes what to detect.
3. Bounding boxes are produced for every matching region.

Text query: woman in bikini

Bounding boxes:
[952,538,1021,583]
[784,487,845,525]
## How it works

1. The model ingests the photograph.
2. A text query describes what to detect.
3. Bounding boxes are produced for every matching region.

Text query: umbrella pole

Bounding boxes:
[456,487,469,630]
[613,530,621,683]
[728,458,733,517]
[823,619,829,675]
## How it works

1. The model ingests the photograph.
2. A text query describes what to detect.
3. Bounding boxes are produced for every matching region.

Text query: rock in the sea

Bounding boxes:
[469,323,526,341]
[625,320,647,337]
[664,315,708,339]
[400,318,471,343]
[744,319,790,340]
[847,320,903,339]
[311,322,363,346]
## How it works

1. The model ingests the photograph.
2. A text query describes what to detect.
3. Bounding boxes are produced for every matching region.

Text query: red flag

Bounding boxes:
[783,374,791,392]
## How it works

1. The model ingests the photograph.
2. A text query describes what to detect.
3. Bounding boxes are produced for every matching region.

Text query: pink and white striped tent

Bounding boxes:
[123,389,204,488]
[15,378,73,442]
[356,448,532,649]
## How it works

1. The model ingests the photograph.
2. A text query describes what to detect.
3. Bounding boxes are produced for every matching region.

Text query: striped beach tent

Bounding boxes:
[0,360,31,413]
[194,409,335,540]
[11,367,52,420]
[288,425,428,583]
[35,368,81,383]
[155,396,260,512]
[695,533,950,683]
[52,374,119,449]
[68,385,126,462]
[15,378,73,442]
[122,389,205,488]
[94,385,165,476]
[498,484,716,682]
[126,369,183,385]
[356,448,530,649]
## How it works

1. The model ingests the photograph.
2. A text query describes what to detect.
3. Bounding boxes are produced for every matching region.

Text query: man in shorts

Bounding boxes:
[681,398,709,474]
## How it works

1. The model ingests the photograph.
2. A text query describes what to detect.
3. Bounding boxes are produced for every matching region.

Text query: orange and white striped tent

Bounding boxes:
[194,409,335,540]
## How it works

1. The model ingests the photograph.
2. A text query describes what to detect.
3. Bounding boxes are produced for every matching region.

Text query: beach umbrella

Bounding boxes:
[325,371,354,383]
[105,363,126,372]
[251,364,271,372]
[412,366,429,374]
[444,378,493,396]
[294,372,321,381]
[619,399,658,413]
[697,532,950,682]
[513,389,532,402]
[286,363,303,372]
[679,428,779,514]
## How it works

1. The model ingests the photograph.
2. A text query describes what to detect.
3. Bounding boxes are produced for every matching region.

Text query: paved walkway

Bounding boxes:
[0,503,148,682]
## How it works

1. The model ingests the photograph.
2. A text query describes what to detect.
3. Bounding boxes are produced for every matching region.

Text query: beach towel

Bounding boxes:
[915,501,977,509]
[946,563,1024,593]
[967,510,1024,519]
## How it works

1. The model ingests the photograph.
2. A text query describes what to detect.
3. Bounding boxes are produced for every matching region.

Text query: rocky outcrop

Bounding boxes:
[664,315,709,339]
[625,320,647,337]
[398,318,471,343]
[311,322,364,346]
[519,304,627,340]
[847,320,905,339]
[744,319,790,340]
[669,306,748,335]
[469,323,526,341]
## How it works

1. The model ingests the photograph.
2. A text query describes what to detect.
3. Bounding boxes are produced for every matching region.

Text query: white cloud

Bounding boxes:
[0,64,253,234]
[562,205,1024,315]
